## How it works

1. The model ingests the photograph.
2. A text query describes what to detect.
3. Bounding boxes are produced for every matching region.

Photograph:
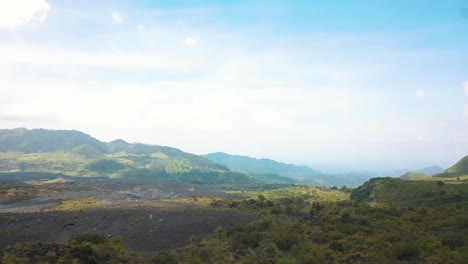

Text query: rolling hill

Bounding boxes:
[204,152,372,186]
[204,152,322,182]
[353,156,468,207]
[0,128,107,153]
[435,156,468,178]
[0,128,251,184]
[399,171,431,181]
[350,177,467,208]
[415,165,444,175]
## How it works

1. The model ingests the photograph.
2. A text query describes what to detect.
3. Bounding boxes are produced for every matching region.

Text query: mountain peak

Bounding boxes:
[436,156,468,178]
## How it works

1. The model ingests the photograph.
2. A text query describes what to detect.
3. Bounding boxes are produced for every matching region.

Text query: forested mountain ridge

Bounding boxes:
[204,152,322,180]
[0,128,106,153]
[205,152,371,186]
[0,128,223,169]
[0,128,249,184]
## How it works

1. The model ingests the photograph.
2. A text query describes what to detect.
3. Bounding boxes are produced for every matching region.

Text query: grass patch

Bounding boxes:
[50,198,104,211]
[351,177,468,208]
[260,186,349,202]
[24,177,70,185]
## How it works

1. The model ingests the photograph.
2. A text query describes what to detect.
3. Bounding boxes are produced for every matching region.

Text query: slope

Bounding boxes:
[204,152,371,186]
[400,171,431,181]
[204,152,321,181]
[435,156,468,178]
[415,165,444,175]
[0,128,252,184]
[350,177,467,208]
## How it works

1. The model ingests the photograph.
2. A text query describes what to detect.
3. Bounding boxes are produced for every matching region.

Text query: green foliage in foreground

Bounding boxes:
[0,233,142,264]
[154,186,468,264]
[2,183,468,263]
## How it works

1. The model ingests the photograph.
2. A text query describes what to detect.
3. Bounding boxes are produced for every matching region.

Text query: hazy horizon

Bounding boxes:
[1,0,468,171]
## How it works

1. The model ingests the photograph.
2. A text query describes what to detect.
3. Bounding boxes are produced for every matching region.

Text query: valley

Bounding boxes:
[0,174,256,257]
[0,128,467,263]
[2,0,468,262]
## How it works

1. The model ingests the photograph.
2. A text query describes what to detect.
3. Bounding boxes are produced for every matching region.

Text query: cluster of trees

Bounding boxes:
[1,233,142,264]
[153,194,468,263]
[2,184,467,263]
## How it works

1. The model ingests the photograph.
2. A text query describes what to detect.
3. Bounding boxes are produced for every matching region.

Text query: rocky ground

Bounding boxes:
[0,177,256,256]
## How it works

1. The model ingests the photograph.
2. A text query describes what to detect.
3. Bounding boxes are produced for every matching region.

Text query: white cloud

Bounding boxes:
[137,24,144,32]
[111,11,123,24]
[0,43,196,73]
[0,0,50,29]
[415,88,425,98]
[1,11,466,168]
[464,104,468,118]
[464,81,468,95]
[0,82,358,149]
[184,37,198,47]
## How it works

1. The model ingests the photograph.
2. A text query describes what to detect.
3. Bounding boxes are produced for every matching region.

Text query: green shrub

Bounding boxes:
[392,242,419,261]
[70,233,107,245]
[152,250,178,264]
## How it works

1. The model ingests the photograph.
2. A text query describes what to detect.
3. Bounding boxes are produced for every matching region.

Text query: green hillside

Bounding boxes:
[0,128,252,184]
[415,165,444,175]
[435,156,468,178]
[0,128,107,153]
[204,152,338,185]
[204,152,321,180]
[204,152,371,186]
[400,171,431,180]
[350,177,467,208]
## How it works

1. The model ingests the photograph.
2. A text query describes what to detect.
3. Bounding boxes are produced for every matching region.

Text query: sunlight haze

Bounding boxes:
[1,0,468,171]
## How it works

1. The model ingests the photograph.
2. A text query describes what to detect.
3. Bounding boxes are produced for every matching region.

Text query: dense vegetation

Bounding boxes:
[2,180,467,263]
[1,128,467,263]
[0,129,374,186]
[148,182,467,263]
[0,128,224,172]
[351,177,468,208]
[1,233,142,264]
[0,129,253,185]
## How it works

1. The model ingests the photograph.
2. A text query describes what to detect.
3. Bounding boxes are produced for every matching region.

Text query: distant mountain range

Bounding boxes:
[204,152,321,181]
[204,152,372,186]
[388,165,444,177]
[399,156,468,180]
[414,165,444,175]
[2,128,463,187]
[397,165,445,180]
[0,128,219,168]
[0,128,370,186]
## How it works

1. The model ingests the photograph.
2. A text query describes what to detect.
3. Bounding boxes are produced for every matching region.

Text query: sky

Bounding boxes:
[0,0,468,172]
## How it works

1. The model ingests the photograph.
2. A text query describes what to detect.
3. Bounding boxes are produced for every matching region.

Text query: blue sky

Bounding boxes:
[0,0,467,171]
